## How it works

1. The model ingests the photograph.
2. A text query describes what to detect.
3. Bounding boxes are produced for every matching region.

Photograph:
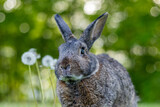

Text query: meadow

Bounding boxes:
[0,0,160,106]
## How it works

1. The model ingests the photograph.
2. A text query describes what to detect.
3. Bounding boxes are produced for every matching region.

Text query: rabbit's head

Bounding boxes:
[54,12,108,83]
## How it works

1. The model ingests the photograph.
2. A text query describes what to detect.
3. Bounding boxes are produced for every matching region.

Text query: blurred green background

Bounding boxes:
[0,0,160,105]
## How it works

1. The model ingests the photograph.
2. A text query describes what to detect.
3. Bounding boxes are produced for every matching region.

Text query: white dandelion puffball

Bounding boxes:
[53,59,57,66]
[50,66,55,70]
[42,55,54,67]
[21,52,36,65]
[29,48,36,52]
[29,48,41,59]
[50,59,57,70]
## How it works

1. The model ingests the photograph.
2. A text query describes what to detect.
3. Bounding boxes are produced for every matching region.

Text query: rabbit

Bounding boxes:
[54,12,138,107]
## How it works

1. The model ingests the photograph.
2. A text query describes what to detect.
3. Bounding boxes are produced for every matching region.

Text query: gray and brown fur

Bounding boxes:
[54,12,138,107]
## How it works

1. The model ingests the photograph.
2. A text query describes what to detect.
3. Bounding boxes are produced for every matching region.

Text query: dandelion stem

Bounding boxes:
[36,61,45,105]
[28,65,38,107]
[48,69,56,107]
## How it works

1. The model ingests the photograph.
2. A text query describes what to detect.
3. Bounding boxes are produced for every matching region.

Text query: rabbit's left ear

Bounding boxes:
[80,12,108,50]
[55,14,75,42]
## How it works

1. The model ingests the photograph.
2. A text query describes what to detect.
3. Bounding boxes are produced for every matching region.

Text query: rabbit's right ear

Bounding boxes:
[55,14,75,42]
[80,12,108,50]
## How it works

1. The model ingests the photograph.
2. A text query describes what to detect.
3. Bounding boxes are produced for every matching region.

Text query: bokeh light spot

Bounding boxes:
[107,33,118,44]
[148,46,158,56]
[131,45,145,56]
[93,38,104,49]
[108,12,127,29]
[107,50,132,69]
[3,0,17,11]
[150,6,160,17]
[153,0,160,5]
[84,0,102,15]
[71,11,90,30]
[37,12,47,22]
[0,12,5,23]
[53,1,69,13]
[19,23,30,33]
[0,46,16,58]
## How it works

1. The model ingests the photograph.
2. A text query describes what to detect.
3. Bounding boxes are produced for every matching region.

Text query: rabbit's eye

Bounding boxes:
[81,47,85,55]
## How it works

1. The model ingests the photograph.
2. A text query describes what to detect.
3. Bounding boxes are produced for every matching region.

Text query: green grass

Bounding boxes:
[138,103,160,107]
[0,102,61,107]
[0,102,159,107]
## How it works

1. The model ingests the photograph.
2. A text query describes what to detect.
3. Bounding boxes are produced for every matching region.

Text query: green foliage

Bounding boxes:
[0,0,160,103]
[0,102,61,107]
[1,102,159,107]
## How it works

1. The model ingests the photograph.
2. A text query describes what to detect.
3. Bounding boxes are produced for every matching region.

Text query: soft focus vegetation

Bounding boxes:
[0,102,61,107]
[0,0,160,105]
[0,102,160,107]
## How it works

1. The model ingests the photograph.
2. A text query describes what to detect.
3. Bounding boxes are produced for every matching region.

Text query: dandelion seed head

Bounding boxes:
[29,48,41,59]
[29,48,36,52]
[50,66,55,70]
[42,55,54,67]
[50,59,57,70]
[37,54,41,59]
[53,59,57,66]
[21,52,36,65]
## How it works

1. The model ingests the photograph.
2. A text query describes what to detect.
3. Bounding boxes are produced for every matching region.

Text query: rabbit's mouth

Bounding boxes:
[59,75,83,83]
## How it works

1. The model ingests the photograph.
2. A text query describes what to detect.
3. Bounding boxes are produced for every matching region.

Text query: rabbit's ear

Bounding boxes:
[55,14,75,42]
[80,12,108,49]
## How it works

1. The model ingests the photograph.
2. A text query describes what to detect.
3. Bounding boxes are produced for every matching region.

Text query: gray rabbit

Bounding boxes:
[54,12,138,107]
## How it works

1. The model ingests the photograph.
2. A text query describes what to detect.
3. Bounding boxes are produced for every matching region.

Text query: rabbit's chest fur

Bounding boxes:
[56,54,137,107]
